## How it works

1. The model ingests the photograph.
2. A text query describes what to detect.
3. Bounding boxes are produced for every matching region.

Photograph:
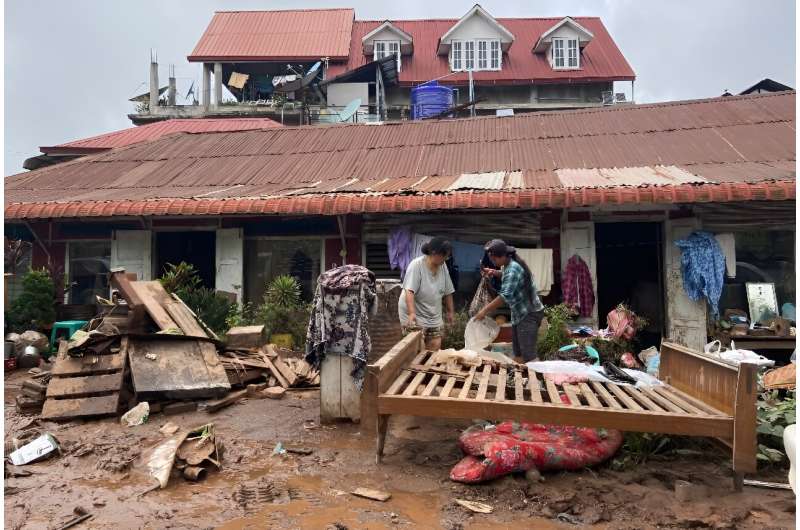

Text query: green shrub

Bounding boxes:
[159,262,202,295]
[442,308,470,350]
[538,303,576,358]
[756,389,795,466]
[158,262,232,335]
[256,275,310,348]
[8,268,57,332]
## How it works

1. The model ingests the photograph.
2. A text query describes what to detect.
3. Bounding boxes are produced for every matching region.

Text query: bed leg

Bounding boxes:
[732,362,758,487]
[376,414,389,464]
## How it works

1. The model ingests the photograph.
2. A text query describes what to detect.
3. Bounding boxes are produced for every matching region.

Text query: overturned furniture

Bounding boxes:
[362,333,757,490]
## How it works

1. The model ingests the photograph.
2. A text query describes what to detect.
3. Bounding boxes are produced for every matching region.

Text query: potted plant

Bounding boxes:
[259,275,304,349]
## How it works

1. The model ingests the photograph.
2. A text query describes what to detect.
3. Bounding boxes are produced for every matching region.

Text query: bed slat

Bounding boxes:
[527,367,543,403]
[422,374,441,397]
[458,366,478,400]
[563,383,583,407]
[624,385,666,412]
[578,382,603,408]
[607,383,643,410]
[401,351,438,396]
[590,381,622,409]
[545,378,561,404]
[639,386,689,414]
[514,369,524,402]
[440,377,457,398]
[654,385,722,416]
[495,367,507,402]
[386,351,428,395]
[476,364,492,401]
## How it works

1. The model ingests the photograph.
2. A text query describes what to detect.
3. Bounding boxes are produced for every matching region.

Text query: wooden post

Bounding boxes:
[732,362,758,491]
[376,414,389,464]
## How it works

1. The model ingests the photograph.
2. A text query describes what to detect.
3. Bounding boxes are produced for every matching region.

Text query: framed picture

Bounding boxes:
[745,282,779,325]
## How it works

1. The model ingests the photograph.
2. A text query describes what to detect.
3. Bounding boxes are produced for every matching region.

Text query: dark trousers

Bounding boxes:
[512,309,544,362]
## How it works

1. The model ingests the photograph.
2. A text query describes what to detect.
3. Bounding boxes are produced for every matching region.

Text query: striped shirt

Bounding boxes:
[499,260,544,324]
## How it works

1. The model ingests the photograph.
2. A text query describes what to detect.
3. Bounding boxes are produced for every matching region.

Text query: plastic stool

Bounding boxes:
[50,320,88,352]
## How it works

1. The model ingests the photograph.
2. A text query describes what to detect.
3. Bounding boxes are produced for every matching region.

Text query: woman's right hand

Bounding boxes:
[407,313,417,328]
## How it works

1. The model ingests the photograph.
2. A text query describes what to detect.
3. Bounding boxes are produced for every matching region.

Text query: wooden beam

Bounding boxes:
[732,362,758,477]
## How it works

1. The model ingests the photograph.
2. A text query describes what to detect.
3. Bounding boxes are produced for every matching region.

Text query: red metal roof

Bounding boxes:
[188,9,355,62]
[41,118,282,155]
[5,92,795,220]
[329,17,634,85]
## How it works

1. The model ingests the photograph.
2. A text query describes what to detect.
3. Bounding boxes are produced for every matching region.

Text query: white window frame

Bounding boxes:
[374,40,401,72]
[552,38,565,68]
[450,40,463,71]
[450,38,501,72]
[567,38,579,68]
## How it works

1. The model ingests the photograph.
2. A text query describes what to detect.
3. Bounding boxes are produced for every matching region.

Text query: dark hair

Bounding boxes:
[421,237,452,257]
[486,239,534,303]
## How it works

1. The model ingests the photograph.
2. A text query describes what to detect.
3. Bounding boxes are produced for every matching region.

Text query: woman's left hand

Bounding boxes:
[474,308,486,321]
[446,312,455,326]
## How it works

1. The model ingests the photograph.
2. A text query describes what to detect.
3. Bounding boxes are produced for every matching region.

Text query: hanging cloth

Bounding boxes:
[714,233,736,279]
[516,248,554,296]
[412,234,433,258]
[387,226,414,277]
[674,231,726,318]
[562,255,595,318]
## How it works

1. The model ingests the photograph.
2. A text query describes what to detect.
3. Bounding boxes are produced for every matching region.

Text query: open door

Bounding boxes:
[111,230,152,281]
[664,218,707,351]
[216,228,243,304]
[561,220,598,328]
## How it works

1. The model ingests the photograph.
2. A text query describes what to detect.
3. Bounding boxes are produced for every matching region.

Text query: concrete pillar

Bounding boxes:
[168,76,176,106]
[202,63,211,109]
[149,61,159,112]
[213,62,223,108]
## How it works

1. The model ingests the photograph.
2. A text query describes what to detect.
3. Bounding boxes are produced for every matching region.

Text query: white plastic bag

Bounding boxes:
[704,340,722,355]
[719,341,775,367]
[464,317,499,352]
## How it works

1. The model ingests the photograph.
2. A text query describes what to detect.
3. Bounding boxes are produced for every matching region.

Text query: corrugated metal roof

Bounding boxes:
[327,17,634,85]
[5,92,795,220]
[41,118,282,154]
[188,9,355,61]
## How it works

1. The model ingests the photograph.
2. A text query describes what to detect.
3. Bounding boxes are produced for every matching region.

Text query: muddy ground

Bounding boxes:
[4,371,795,530]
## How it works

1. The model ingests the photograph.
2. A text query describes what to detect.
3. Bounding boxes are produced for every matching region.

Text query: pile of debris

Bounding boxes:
[15,368,50,414]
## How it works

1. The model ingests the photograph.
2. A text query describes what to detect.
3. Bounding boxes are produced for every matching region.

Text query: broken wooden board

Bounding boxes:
[205,389,248,413]
[50,352,125,377]
[225,325,266,349]
[46,372,124,399]
[41,395,120,421]
[351,488,392,501]
[126,281,181,333]
[128,336,230,400]
[264,345,297,386]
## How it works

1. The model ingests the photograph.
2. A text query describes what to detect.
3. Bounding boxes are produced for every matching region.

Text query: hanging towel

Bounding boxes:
[562,255,595,318]
[412,234,433,258]
[388,226,414,276]
[714,233,736,278]
[516,248,554,296]
[674,231,726,318]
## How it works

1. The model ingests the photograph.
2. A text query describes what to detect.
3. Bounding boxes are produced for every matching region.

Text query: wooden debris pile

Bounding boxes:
[221,344,319,390]
[15,369,51,414]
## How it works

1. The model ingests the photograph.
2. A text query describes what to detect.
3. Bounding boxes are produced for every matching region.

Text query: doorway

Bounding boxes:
[595,222,664,348]
[155,231,215,288]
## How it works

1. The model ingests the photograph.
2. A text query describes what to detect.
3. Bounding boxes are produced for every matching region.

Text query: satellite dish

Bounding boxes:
[338,98,361,122]
[308,61,321,75]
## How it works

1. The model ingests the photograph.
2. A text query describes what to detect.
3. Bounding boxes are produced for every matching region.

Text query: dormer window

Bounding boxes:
[374,40,401,71]
[552,38,579,69]
[450,39,501,72]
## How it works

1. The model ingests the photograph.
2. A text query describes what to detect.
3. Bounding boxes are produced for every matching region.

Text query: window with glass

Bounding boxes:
[477,40,488,70]
[567,39,579,67]
[490,40,501,69]
[451,40,462,71]
[464,40,475,71]
[552,38,565,68]
[68,241,111,305]
[374,40,401,72]
[244,239,322,304]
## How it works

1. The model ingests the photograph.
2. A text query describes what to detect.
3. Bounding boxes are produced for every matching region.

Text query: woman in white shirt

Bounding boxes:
[398,237,455,351]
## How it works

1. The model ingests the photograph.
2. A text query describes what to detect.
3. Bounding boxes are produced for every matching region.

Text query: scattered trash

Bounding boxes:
[351,487,391,501]
[454,499,493,514]
[121,402,150,426]
[9,433,60,466]
[57,506,93,530]
[742,479,793,490]
[144,423,221,490]
[182,466,207,481]
[159,422,180,436]
[145,353,158,361]
[556,512,581,525]
[285,446,313,455]
[272,442,287,456]
[146,431,189,489]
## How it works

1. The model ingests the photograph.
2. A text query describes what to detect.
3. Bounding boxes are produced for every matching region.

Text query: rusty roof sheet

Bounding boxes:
[5,92,795,219]
[328,17,634,85]
[188,9,355,61]
[41,118,282,154]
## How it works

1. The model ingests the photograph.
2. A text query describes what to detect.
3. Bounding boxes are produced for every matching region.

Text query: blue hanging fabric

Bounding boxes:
[674,231,726,317]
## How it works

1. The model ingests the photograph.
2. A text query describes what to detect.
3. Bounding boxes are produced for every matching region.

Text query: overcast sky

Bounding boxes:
[4,0,796,175]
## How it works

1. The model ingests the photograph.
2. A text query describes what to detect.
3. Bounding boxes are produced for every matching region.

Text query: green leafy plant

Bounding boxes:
[264,275,301,308]
[226,301,258,329]
[7,269,57,332]
[756,389,795,466]
[178,287,234,336]
[159,262,202,295]
[257,275,310,348]
[538,303,576,358]
[442,308,470,350]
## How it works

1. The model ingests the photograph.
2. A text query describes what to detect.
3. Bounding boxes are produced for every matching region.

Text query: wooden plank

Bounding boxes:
[205,389,248,413]
[261,354,289,388]
[385,351,427,395]
[373,332,424,392]
[732,362,758,475]
[422,374,441,397]
[514,369,524,402]
[590,381,622,410]
[544,378,560,404]
[458,366,478,399]
[440,377,457,398]
[476,364,492,401]
[639,386,689,415]
[657,385,726,416]
[495,367,507,402]
[652,386,711,415]
[607,383,643,411]
[562,383,582,407]
[51,352,125,377]
[128,337,230,400]
[660,341,737,415]
[402,351,439,396]
[527,367,542,403]
[377,395,734,438]
[126,281,179,332]
[41,394,120,420]
[225,325,265,349]
[172,293,220,341]
[264,346,298,386]
[46,372,124,399]
[578,382,603,408]
[623,385,666,412]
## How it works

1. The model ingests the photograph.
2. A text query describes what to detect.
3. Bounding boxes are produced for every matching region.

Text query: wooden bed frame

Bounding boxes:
[361,332,757,490]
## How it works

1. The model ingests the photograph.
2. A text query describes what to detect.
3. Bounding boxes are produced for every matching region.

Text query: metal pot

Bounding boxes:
[17,345,40,369]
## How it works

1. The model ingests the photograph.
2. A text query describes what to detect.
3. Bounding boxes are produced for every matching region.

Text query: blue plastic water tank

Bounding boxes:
[410,81,454,120]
